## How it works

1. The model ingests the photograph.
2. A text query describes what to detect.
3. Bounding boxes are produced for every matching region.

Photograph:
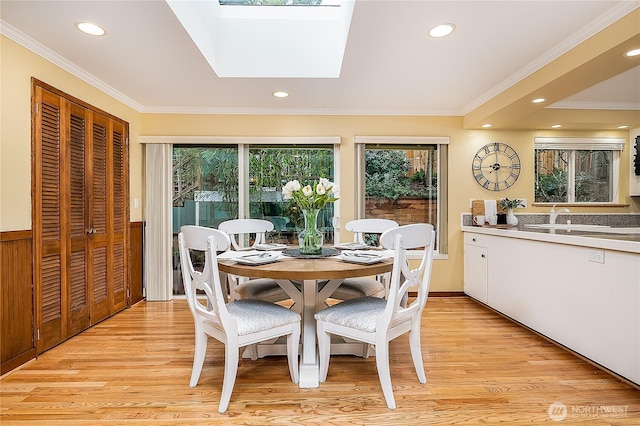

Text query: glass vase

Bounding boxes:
[298,208,323,255]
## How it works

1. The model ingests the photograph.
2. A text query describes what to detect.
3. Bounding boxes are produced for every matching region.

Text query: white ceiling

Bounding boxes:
[1,0,639,128]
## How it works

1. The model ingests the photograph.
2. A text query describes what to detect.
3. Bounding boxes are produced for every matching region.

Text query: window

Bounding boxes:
[355,136,449,255]
[173,146,239,229]
[171,140,337,295]
[248,146,335,243]
[534,137,624,203]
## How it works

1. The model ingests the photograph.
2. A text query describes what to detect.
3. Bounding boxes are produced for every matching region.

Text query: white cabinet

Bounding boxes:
[462,229,640,386]
[464,233,488,303]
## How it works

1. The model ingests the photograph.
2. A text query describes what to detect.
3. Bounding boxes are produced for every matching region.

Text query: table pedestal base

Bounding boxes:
[241,276,374,388]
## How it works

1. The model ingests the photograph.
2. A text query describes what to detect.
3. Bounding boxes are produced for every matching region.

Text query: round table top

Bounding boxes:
[218,254,393,281]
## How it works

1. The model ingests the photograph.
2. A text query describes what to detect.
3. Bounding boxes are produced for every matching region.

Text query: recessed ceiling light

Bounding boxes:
[532,98,546,104]
[481,123,492,128]
[76,22,105,36]
[551,124,562,128]
[625,48,640,57]
[273,91,289,98]
[617,125,629,129]
[429,23,455,38]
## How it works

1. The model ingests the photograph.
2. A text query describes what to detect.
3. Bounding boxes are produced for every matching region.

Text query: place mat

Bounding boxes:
[282,247,340,258]
[254,243,288,251]
[333,242,368,250]
[337,251,385,264]
[234,252,282,265]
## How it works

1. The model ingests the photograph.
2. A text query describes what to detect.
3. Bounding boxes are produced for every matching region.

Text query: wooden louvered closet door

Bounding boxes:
[33,82,128,353]
[33,87,66,351]
[67,102,91,335]
[88,113,127,323]
[111,120,127,313]
[88,113,110,323]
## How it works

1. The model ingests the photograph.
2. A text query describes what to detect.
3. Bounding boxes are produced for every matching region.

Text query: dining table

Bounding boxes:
[217,247,394,388]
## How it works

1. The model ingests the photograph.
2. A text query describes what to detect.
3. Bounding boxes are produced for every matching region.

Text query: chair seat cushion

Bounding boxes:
[236,278,290,301]
[314,296,386,333]
[329,278,385,300]
[227,299,300,335]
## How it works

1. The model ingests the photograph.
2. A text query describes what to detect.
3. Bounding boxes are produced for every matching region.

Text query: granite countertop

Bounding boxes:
[513,225,640,243]
[461,214,640,254]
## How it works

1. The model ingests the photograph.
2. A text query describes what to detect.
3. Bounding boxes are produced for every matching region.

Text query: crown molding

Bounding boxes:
[1,20,144,112]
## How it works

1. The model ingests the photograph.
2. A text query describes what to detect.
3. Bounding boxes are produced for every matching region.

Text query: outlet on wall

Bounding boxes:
[588,250,605,264]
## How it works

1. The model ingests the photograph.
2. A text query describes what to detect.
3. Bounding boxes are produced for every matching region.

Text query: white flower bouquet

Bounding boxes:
[282,178,339,210]
[282,178,339,255]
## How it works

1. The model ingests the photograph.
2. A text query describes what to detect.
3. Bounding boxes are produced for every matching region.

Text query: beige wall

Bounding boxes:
[0,36,143,230]
[2,36,638,292]
[142,115,639,291]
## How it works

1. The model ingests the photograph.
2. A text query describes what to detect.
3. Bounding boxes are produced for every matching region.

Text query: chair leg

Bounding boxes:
[218,345,239,413]
[287,323,301,384]
[246,344,258,360]
[409,326,427,384]
[375,340,396,409]
[316,321,331,382]
[189,330,208,387]
[362,343,372,358]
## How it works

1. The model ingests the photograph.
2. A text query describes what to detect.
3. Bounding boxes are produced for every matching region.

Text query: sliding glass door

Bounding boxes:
[172,144,335,295]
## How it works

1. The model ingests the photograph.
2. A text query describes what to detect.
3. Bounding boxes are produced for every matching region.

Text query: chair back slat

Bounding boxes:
[179,226,231,328]
[378,224,435,330]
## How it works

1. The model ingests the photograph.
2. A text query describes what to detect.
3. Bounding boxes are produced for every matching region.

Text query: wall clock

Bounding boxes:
[472,142,521,191]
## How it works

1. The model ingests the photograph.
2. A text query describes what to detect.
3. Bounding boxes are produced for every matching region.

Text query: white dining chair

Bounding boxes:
[178,225,301,413]
[329,218,399,301]
[218,218,291,303]
[315,223,435,409]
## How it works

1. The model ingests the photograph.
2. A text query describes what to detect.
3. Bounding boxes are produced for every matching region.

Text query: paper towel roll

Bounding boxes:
[484,200,498,225]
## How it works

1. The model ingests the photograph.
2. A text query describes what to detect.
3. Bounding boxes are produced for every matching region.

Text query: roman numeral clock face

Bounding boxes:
[472,142,521,191]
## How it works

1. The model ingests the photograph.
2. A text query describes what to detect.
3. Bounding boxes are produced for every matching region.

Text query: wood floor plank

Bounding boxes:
[1,297,638,425]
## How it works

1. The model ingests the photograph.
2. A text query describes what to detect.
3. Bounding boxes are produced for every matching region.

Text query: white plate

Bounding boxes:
[235,252,281,265]
[334,242,368,250]
[338,251,384,264]
[254,243,288,251]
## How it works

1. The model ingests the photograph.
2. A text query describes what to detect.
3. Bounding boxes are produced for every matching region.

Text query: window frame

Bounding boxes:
[534,137,624,205]
[354,136,449,257]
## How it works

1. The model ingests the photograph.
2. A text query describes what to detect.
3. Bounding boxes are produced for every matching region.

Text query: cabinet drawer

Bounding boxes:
[464,232,488,246]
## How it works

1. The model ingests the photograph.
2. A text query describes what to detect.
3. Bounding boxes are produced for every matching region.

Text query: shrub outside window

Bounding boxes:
[355,136,449,255]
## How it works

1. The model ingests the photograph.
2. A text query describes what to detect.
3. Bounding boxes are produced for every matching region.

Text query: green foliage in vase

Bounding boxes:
[499,197,523,210]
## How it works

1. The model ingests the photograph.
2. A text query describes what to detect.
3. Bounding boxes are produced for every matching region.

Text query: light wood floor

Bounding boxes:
[1,297,638,425]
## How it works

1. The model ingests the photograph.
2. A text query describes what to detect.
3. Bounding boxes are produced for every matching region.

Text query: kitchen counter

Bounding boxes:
[460,224,640,253]
[462,222,640,386]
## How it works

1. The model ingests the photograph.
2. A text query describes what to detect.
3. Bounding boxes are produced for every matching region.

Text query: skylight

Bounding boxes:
[166,0,353,78]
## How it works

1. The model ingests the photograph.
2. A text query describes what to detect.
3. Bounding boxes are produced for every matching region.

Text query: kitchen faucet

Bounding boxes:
[549,204,570,224]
